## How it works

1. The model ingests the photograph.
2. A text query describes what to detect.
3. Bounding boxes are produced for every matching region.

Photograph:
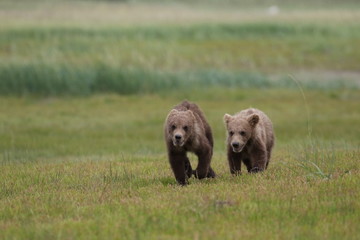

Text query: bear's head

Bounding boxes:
[223,113,259,153]
[166,109,196,147]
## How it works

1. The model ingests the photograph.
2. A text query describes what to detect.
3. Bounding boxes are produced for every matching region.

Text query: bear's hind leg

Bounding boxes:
[265,149,272,169]
[243,158,252,173]
[184,156,193,178]
[206,167,216,178]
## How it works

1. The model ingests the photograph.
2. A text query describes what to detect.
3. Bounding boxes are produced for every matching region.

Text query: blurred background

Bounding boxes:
[1,0,359,96]
[0,0,359,158]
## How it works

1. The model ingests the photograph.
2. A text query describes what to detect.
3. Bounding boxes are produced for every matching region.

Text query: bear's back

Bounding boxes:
[237,108,274,149]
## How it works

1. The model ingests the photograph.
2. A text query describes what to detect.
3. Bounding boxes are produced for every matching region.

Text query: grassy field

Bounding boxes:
[1,0,360,239]
[1,89,359,239]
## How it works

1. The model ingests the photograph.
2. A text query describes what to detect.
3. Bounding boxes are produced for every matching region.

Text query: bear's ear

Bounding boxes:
[186,110,196,121]
[223,114,233,125]
[166,109,178,120]
[169,109,179,115]
[248,114,259,127]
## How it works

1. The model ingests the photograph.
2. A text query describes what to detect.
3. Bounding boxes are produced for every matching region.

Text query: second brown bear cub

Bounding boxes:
[164,101,216,185]
[224,108,275,174]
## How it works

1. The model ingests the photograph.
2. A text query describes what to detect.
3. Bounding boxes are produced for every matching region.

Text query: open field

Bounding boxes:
[1,0,360,239]
[1,90,360,239]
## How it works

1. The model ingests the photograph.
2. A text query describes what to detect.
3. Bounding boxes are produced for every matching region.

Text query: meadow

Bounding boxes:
[1,0,360,239]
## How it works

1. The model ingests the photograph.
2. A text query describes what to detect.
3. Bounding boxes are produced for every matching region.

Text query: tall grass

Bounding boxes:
[1,23,360,96]
[3,23,356,40]
[1,64,358,96]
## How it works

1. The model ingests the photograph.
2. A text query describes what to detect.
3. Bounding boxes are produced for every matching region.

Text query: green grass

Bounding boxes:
[1,23,360,96]
[1,3,360,96]
[1,1,360,239]
[3,65,358,96]
[1,89,359,157]
[1,89,359,239]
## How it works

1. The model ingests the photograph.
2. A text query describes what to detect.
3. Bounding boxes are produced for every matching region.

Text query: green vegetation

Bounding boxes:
[1,90,360,239]
[1,23,359,95]
[1,2,360,96]
[1,0,360,239]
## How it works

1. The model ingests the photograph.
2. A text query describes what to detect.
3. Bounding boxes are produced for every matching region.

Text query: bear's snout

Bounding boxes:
[231,141,244,152]
[232,142,240,148]
[172,133,185,147]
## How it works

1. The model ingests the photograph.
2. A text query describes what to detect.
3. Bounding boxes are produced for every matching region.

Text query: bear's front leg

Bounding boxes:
[228,149,242,175]
[194,148,212,179]
[249,146,267,173]
[169,152,189,185]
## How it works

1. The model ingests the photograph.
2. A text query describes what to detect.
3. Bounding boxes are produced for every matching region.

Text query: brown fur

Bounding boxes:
[223,108,275,174]
[164,100,216,185]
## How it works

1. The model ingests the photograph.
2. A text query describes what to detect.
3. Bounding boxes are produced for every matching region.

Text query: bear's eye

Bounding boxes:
[240,131,246,136]
[229,131,234,136]
[171,125,176,130]
[183,126,188,131]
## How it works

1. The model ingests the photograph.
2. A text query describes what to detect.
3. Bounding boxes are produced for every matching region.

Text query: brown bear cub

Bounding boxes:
[223,108,274,174]
[164,100,216,185]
